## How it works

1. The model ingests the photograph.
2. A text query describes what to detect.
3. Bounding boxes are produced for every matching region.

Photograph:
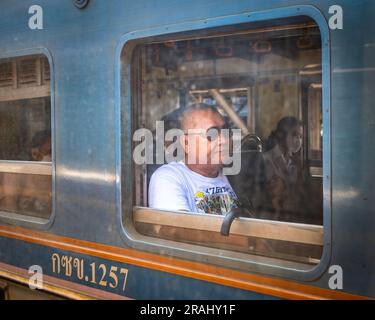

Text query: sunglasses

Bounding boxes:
[184,126,233,142]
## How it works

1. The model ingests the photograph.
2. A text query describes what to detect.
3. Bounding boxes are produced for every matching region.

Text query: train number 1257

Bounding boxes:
[51,253,129,292]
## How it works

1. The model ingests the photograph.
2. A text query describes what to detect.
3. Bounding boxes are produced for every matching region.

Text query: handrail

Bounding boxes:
[209,89,250,135]
[134,207,323,246]
[0,161,52,176]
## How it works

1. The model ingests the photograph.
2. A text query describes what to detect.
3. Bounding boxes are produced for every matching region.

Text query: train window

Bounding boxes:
[0,55,52,220]
[123,16,324,267]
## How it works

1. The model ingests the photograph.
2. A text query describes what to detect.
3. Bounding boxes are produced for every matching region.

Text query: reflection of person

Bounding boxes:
[149,104,240,214]
[31,130,51,161]
[263,117,303,218]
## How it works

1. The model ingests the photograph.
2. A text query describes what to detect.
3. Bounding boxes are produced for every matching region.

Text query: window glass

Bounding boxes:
[0,55,52,219]
[125,17,324,265]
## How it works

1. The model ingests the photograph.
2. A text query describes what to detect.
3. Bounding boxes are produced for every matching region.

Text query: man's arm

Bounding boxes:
[148,166,191,212]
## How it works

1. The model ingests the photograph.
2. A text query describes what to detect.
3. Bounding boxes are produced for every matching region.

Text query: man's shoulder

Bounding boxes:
[151,162,186,181]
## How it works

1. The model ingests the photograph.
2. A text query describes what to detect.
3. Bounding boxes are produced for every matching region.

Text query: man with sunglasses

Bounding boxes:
[148,103,240,215]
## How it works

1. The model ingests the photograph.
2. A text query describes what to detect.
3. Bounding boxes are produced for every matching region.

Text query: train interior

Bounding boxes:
[130,16,324,265]
[0,55,52,219]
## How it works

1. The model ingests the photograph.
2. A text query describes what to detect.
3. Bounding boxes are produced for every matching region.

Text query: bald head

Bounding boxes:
[177,104,231,178]
[179,104,225,131]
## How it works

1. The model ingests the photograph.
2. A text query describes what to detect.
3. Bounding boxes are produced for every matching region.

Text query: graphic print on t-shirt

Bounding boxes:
[195,185,240,215]
[148,161,242,214]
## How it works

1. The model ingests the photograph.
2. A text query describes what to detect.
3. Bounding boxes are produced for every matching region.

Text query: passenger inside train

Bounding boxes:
[30,130,52,162]
[263,117,305,222]
[148,103,242,215]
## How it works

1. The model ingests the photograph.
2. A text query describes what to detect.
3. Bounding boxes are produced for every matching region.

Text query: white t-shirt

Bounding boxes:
[148,161,240,214]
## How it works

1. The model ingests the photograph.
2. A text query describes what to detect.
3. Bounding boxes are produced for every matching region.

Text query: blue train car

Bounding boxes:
[0,0,374,299]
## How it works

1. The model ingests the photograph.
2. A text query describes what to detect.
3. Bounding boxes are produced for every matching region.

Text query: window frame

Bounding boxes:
[117,5,331,281]
[0,48,55,230]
